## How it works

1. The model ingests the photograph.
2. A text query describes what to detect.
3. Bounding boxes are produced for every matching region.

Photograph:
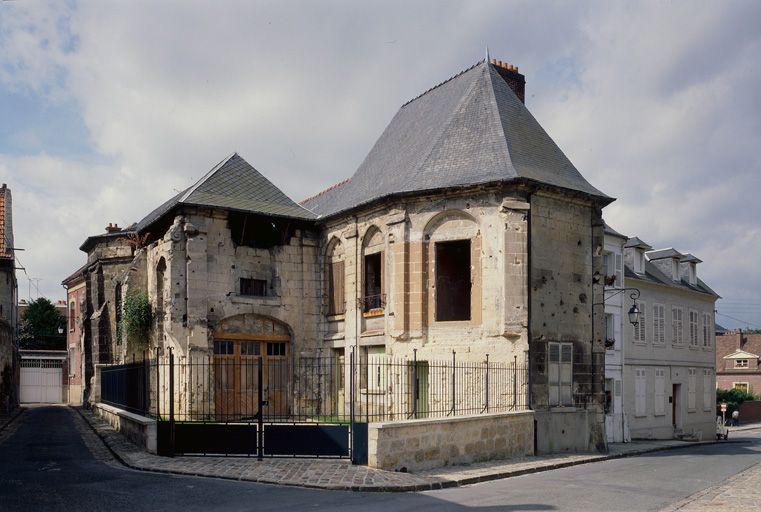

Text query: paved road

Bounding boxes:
[1,406,759,511]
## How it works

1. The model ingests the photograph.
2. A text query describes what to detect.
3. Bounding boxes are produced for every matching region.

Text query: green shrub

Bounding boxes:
[122,289,152,348]
[716,388,756,416]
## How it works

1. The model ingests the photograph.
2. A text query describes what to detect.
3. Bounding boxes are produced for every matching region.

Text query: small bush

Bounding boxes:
[716,388,756,416]
[122,289,152,348]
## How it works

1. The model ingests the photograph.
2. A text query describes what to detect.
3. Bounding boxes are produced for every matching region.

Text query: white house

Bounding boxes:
[622,239,718,440]
[603,224,628,443]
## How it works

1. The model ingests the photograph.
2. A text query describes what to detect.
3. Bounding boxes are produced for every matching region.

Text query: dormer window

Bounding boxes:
[633,250,645,274]
[735,359,749,368]
[671,259,679,281]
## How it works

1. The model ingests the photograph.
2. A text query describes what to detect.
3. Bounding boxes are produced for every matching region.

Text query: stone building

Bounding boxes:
[69,224,136,402]
[0,184,18,412]
[74,57,615,454]
[301,58,612,453]
[622,240,718,440]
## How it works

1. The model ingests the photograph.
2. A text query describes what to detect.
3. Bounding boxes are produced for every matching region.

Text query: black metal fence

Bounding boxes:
[101,360,149,415]
[99,350,529,424]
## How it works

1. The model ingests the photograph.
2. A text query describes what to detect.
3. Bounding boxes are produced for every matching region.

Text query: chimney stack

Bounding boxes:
[105,223,122,234]
[489,58,526,104]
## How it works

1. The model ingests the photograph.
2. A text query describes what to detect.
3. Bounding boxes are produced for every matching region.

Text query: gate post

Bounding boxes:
[450,350,456,416]
[513,355,518,409]
[412,348,418,419]
[484,353,489,413]
[257,356,264,461]
[169,347,175,457]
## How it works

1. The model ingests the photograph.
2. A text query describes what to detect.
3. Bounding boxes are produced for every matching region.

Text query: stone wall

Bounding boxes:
[141,210,321,359]
[318,185,531,365]
[368,411,534,471]
[529,191,606,453]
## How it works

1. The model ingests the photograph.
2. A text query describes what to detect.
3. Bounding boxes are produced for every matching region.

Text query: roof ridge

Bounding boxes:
[299,178,351,205]
[400,59,484,108]
[180,152,238,203]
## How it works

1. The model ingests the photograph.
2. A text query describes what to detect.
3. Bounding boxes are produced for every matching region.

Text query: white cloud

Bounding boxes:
[0,1,759,326]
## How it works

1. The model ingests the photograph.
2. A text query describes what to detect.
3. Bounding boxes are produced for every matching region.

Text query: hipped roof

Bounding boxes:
[302,59,612,218]
[136,153,315,232]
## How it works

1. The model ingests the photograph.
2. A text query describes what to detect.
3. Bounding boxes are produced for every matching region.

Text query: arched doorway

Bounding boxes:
[213,314,291,421]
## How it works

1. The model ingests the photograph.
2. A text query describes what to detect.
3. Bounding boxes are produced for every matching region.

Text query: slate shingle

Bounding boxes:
[136,154,315,232]
[302,60,611,218]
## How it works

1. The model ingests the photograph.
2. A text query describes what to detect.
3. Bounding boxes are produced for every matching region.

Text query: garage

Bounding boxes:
[20,354,66,404]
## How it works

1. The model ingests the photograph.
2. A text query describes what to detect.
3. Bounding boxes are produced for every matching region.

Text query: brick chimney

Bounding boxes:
[105,223,121,234]
[490,58,526,103]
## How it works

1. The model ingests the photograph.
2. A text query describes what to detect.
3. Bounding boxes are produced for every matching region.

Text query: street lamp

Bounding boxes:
[627,290,642,327]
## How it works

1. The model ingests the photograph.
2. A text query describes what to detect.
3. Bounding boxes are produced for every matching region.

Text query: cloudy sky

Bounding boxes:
[1,1,759,329]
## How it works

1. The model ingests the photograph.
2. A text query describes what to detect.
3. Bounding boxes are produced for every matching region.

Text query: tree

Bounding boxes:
[716,387,756,416]
[19,297,67,350]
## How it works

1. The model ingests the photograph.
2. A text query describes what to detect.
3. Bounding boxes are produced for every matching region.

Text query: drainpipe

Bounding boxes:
[354,216,360,417]
[526,191,533,409]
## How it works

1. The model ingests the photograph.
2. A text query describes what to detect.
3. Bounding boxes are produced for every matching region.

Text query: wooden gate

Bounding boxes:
[213,338,290,421]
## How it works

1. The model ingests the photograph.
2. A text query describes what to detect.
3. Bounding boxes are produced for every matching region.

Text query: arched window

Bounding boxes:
[69,301,76,331]
[361,227,384,313]
[423,210,481,323]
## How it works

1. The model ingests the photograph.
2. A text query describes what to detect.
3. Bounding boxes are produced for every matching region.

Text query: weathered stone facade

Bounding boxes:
[0,184,17,413]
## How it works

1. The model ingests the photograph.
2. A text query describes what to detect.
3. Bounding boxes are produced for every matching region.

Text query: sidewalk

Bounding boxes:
[74,406,740,492]
[662,459,761,511]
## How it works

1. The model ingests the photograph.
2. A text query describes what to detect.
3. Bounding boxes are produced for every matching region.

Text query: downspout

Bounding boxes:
[526,191,533,408]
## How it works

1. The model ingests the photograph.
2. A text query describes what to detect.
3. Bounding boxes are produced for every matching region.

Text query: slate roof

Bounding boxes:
[646,248,683,261]
[301,59,611,218]
[624,261,719,297]
[604,222,627,239]
[136,153,315,232]
[624,236,652,250]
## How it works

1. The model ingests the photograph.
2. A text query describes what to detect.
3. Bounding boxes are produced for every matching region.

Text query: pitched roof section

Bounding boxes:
[624,261,720,297]
[137,153,315,232]
[624,236,653,250]
[302,60,611,218]
[646,248,683,260]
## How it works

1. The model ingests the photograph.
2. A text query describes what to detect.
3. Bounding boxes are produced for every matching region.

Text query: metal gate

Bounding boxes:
[20,359,63,403]
[154,352,364,462]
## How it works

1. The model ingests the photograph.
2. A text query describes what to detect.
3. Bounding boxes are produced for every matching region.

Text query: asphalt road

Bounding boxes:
[1,406,759,511]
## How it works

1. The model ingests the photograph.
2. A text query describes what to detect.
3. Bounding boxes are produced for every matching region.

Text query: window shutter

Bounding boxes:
[654,369,665,415]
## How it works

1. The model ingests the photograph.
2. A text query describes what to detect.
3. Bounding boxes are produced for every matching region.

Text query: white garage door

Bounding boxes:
[20,359,63,403]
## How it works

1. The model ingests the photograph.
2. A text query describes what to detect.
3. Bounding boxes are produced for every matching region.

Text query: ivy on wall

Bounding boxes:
[121,289,153,349]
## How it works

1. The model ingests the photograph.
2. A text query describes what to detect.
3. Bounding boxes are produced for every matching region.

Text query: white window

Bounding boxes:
[735,359,748,368]
[734,382,749,393]
[615,254,623,286]
[548,342,573,406]
[672,307,684,345]
[605,313,616,348]
[702,312,712,348]
[653,304,665,344]
[688,368,696,411]
[635,368,647,417]
[689,310,698,346]
[654,369,666,416]
[703,369,713,412]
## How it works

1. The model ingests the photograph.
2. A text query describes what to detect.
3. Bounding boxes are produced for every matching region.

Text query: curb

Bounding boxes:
[0,407,24,432]
[73,406,741,493]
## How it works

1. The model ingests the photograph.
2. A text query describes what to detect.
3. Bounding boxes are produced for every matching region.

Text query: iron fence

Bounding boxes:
[99,350,529,424]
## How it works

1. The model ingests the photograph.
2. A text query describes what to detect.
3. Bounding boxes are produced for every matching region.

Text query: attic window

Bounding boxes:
[435,240,471,321]
[735,359,749,368]
[228,211,289,248]
[240,278,267,297]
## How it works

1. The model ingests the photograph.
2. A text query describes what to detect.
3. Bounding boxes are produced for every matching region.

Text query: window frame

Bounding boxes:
[548,342,573,407]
